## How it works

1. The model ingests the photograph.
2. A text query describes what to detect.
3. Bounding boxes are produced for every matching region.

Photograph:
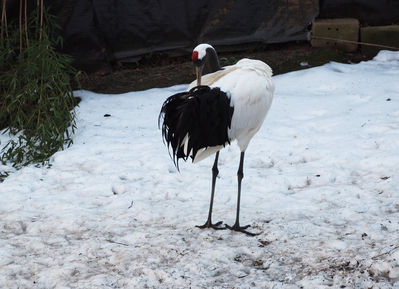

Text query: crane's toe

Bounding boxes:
[225,224,260,236]
[196,220,226,230]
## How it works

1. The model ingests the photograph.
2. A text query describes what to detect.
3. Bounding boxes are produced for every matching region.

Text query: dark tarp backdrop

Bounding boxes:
[60,0,319,70]
[319,0,399,26]
[19,0,393,70]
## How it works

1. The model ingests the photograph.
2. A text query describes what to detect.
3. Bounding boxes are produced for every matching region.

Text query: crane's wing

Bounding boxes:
[159,85,234,168]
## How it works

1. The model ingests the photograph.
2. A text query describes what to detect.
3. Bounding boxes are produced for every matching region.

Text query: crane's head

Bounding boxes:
[191,43,221,86]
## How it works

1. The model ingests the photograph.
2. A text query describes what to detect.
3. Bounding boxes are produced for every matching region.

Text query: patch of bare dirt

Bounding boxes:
[74,42,372,94]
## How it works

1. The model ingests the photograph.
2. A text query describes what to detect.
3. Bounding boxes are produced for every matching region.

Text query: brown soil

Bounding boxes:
[74,42,373,94]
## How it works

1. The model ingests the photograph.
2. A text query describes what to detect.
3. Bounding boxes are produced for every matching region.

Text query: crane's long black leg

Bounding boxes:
[226,152,259,236]
[196,151,225,230]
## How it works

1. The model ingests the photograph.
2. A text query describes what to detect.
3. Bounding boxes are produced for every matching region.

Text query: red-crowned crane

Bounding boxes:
[159,43,275,235]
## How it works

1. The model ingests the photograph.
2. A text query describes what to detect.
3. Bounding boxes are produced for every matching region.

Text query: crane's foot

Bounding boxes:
[196,220,226,230]
[225,224,260,236]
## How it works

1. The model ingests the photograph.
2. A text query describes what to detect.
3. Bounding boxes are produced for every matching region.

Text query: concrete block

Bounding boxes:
[311,18,359,52]
[361,25,399,57]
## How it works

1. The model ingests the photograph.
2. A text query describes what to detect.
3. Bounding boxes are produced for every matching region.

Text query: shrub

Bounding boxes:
[0,2,77,173]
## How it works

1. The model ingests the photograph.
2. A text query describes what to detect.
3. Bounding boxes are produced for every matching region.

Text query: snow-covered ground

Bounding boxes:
[1,51,399,289]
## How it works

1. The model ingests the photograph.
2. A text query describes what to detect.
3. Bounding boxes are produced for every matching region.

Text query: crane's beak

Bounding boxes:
[195,65,203,86]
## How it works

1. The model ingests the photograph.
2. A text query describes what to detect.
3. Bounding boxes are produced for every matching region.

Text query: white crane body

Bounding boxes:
[159,44,275,235]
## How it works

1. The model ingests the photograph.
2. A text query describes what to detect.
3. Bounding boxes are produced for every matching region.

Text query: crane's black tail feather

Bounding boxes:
[159,85,234,168]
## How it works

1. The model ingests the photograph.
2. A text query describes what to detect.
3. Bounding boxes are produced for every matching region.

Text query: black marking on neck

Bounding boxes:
[203,47,222,75]
[159,86,233,168]
[193,46,223,75]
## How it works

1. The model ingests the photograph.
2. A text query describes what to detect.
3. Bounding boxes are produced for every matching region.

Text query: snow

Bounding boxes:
[1,50,399,288]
